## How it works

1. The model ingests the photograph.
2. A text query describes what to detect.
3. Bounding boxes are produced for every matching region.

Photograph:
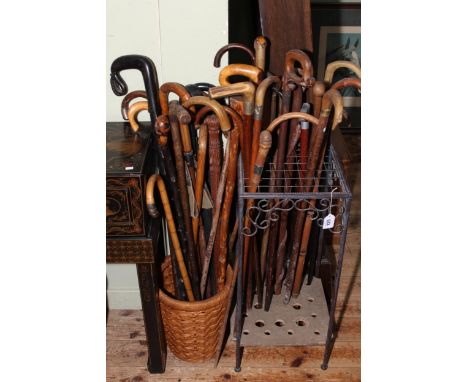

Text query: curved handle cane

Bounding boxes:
[182,96,231,134]
[159,82,193,116]
[213,43,255,68]
[218,64,264,86]
[331,77,361,91]
[324,60,361,85]
[127,101,150,133]
[121,90,147,120]
[110,55,160,124]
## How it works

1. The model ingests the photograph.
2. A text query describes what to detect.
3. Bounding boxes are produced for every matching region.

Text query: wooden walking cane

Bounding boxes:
[147,174,195,301]
[168,101,202,299]
[324,60,361,85]
[146,174,186,300]
[182,97,232,296]
[121,90,147,120]
[273,50,314,295]
[213,43,255,68]
[283,90,343,303]
[217,106,242,289]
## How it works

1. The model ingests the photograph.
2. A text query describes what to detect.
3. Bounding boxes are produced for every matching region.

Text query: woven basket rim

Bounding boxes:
[158,266,233,312]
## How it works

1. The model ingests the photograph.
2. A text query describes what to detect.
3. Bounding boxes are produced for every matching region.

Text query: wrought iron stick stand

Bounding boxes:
[234,145,352,371]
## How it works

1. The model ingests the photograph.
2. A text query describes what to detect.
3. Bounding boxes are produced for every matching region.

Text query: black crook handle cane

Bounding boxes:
[110,55,161,125]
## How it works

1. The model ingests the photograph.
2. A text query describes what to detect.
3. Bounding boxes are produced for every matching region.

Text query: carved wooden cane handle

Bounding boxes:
[324,60,361,84]
[320,89,344,131]
[253,36,268,71]
[213,43,255,68]
[127,101,150,133]
[251,131,272,189]
[121,90,147,120]
[284,49,314,86]
[219,64,264,86]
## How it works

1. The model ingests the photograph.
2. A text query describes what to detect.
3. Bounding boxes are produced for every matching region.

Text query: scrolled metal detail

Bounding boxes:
[242,198,327,237]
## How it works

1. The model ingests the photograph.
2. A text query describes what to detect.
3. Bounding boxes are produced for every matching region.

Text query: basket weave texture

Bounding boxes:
[159,258,232,362]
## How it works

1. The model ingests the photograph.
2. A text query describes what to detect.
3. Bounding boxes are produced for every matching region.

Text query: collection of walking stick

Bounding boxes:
[109,37,361,308]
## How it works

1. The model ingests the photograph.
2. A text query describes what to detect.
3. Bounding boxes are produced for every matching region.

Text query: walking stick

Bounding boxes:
[213,43,255,68]
[121,90,147,120]
[283,89,343,303]
[168,101,201,299]
[126,101,152,133]
[146,175,185,300]
[147,174,195,301]
[217,106,242,289]
[273,50,314,295]
[218,63,264,87]
[182,97,232,296]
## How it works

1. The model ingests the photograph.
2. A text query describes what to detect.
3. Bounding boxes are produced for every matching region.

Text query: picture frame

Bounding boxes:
[311,3,361,130]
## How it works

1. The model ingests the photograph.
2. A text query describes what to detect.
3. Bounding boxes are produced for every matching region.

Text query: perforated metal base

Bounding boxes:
[233,278,329,346]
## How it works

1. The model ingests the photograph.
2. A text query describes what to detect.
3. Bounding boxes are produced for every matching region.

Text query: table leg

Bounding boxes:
[137,263,167,373]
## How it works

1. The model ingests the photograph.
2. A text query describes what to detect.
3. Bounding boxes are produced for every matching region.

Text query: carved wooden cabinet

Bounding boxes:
[106,121,166,373]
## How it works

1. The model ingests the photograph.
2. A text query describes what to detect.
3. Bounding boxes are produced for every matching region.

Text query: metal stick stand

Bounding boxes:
[234,145,352,372]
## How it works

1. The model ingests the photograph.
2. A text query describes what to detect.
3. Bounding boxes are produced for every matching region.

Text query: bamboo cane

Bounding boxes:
[147,174,195,301]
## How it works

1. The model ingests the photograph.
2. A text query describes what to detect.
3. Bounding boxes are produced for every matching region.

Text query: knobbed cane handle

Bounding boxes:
[219,63,264,86]
[127,101,149,133]
[145,173,160,218]
[159,82,192,116]
[284,49,314,87]
[213,43,255,68]
[121,90,147,120]
[324,60,361,84]
[209,82,256,115]
[251,130,272,189]
[182,96,231,133]
[253,36,268,71]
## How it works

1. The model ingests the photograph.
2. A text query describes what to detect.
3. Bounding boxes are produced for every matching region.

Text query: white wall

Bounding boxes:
[106,0,228,309]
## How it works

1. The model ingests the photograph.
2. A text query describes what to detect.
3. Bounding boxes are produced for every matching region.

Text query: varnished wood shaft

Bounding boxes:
[200,136,231,296]
[217,106,241,288]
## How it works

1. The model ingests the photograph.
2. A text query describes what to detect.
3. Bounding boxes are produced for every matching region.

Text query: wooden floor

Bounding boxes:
[107,135,361,382]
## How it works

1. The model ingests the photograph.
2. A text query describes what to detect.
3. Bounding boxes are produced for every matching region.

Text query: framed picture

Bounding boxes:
[311,3,361,130]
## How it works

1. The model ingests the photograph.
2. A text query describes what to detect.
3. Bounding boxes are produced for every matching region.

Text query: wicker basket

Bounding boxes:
[159,258,233,362]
